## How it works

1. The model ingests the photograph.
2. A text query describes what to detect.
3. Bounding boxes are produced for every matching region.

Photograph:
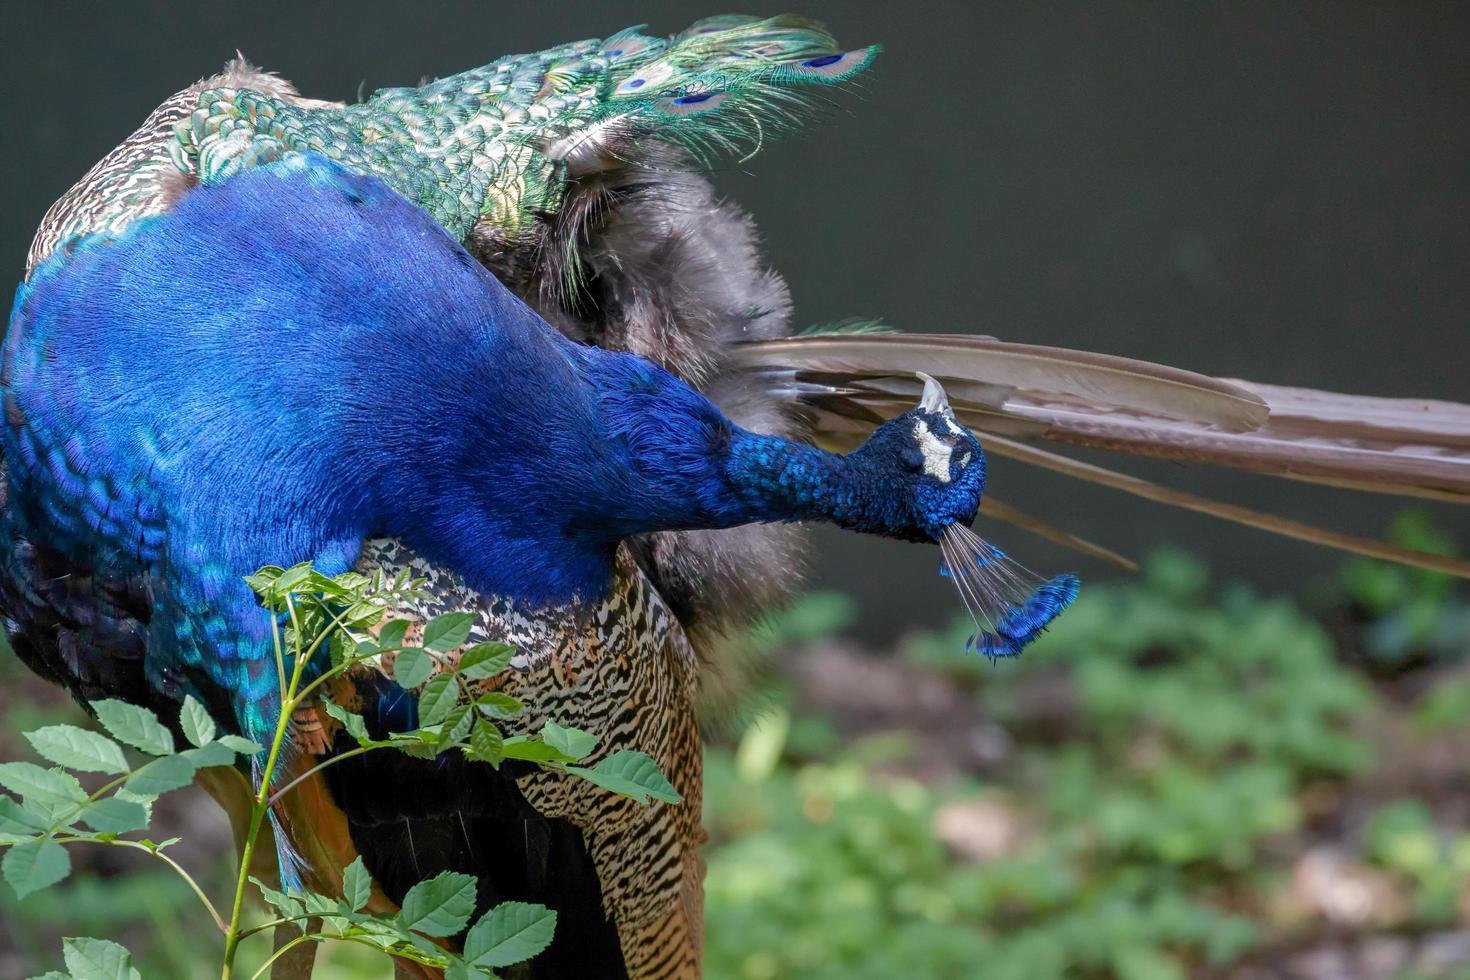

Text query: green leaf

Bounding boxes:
[183,742,235,768]
[250,876,304,919]
[0,763,88,807]
[394,648,434,689]
[24,726,128,775]
[125,755,196,797]
[422,612,475,652]
[15,799,76,828]
[244,566,286,601]
[388,729,438,760]
[499,737,576,765]
[464,901,558,969]
[27,971,70,980]
[273,562,314,598]
[418,674,459,727]
[341,600,385,629]
[328,627,353,668]
[78,797,150,834]
[3,838,70,898]
[0,797,49,833]
[540,721,597,762]
[322,701,371,745]
[343,855,372,912]
[474,692,525,720]
[300,889,352,934]
[62,936,142,980]
[399,871,477,937]
[376,619,412,651]
[463,720,504,766]
[112,788,154,815]
[178,695,216,748]
[565,750,682,806]
[457,642,515,680]
[91,700,173,756]
[333,570,371,592]
[437,706,474,755]
[217,735,264,756]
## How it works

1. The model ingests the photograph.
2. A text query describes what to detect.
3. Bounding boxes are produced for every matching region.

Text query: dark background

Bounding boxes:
[3,2,1466,639]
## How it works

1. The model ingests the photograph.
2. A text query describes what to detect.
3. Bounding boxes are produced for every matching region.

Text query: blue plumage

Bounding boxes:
[1,154,998,741]
[964,574,1080,658]
[939,521,1080,659]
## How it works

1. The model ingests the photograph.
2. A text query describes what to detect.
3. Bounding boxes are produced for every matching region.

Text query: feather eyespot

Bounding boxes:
[616,61,676,95]
[602,34,653,60]
[784,48,878,82]
[659,90,729,115]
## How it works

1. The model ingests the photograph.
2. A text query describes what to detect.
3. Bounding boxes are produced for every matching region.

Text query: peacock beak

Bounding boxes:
[916,372,952,415]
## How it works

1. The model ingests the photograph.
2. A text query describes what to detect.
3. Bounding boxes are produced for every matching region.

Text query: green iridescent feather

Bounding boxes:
[164,15,877,243]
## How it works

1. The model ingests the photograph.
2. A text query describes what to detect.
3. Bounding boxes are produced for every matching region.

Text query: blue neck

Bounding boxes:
[356,332,887,605]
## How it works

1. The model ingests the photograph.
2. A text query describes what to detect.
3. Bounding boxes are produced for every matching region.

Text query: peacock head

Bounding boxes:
[844,372,986,542]
[851,372,1080,659]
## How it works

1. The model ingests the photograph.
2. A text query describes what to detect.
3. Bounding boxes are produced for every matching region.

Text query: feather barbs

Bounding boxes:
[939,522,1080,658]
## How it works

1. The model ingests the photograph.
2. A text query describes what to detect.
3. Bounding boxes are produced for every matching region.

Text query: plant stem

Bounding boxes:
[280,606,370,713]
[289,649,388,706]
[220,597,311,979]
[267,744,377,807]
[46,770,136,835]
[271,611,286,707]
[249,933,317,980]
[54,836,227,934]
[234,911,322,942]
[220,580,418,976]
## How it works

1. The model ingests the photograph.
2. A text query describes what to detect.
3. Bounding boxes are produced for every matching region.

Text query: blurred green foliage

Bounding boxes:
[703,545,1470,980]
[1327,511,1470,667]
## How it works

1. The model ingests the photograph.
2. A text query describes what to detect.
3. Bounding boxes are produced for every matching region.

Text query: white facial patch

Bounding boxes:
[914,418,957,482]
[938,413,973,470]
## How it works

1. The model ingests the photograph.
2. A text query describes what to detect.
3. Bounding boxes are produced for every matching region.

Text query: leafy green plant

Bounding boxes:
[1331,511,1470,666]
[1363,799,1470,925]
[1,561,680,978]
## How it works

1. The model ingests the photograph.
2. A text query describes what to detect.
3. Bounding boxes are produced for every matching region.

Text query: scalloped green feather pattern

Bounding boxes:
[166,15,877,242]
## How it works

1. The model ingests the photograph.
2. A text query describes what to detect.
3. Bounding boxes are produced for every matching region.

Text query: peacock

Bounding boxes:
[5,14,1468,980]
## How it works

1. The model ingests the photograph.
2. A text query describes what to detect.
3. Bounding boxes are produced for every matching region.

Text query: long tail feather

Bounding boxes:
[979,497,1138,571]
[978,433,1470,579]
[745,332,1470,575]
[988,381,1470,500]
[743,333,1470,500]
[734,334,1272,431]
